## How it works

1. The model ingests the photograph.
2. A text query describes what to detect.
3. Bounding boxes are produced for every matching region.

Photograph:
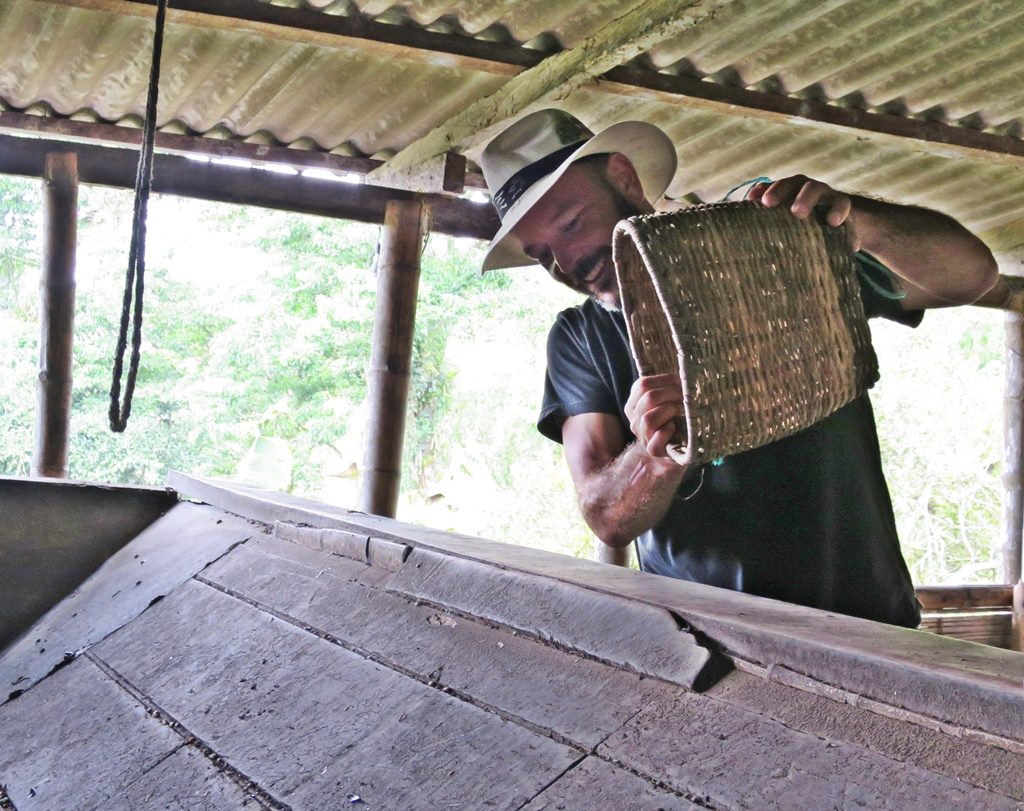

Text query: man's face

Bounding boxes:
[511,158,645,310]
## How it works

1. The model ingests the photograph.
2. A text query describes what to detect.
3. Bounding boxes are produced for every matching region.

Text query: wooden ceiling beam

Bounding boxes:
[601,65,1024,171]
[29,0,1024,179]
[368,0,718,184]
[39,0,538,76]
[0,133,499,241]
[0,111,488,189]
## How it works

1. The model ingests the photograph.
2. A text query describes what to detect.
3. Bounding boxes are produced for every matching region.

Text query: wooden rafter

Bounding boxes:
[368,0,719,184]
[35,0,537,77]
[0,112,487,190]
[0,133,499,240]
[27,0,1024,186]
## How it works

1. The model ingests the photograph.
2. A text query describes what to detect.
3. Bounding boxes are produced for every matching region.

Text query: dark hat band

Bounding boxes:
[491,140,588,220]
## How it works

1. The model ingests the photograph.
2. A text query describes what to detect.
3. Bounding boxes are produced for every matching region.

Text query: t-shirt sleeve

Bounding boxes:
[855,251,924,328]
[538,310,620,444]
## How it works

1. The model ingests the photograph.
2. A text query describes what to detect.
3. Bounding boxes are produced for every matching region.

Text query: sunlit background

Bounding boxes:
[0,178,1003,583]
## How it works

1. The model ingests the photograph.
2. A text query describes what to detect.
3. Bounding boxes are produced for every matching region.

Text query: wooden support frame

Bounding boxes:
[31,153,78,479]
[1006,311,1024,650]
[27,0,1024,186]
[0,133,498,241]
[596,543,631,568]
[360,200,432,518]
[370,0,717,183]
[916,585,1013,612]
[0,112,486,191]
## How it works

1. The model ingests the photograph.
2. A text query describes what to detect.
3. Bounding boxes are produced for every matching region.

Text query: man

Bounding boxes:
[479,109,997,627]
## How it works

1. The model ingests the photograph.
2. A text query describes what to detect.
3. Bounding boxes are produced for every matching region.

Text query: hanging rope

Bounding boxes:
[109,0,169,432]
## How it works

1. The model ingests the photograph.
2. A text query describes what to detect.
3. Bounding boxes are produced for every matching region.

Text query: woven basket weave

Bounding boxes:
[612,201,879,467]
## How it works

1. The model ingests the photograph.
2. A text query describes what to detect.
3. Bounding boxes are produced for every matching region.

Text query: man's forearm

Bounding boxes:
[851,195,997,305]
[576,441,689,548]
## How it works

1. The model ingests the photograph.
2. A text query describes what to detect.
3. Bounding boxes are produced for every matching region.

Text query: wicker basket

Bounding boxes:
[612,201,879,466]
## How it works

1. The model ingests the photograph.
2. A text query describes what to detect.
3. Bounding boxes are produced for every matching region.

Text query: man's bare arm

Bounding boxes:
[848,195,997,310]
[752,176,997,310]
[561,410,689,549]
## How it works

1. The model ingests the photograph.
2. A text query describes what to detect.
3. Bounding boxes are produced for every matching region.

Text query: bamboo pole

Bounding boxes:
[31,153,78,478]
[975,274,1024,312]
[360,200,431,518]
[596,542,632,568]
[1004,311,1024,650]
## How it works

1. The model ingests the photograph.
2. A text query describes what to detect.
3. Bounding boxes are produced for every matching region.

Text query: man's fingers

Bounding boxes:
[759,175,807,208]
[790,179,830,219]
[626,374,682,416]
[625,374,683,456]
[825,193,852,227]
[646,424,678,458]
[745,182,770,203]
[631,402,682,450]
[758,175,851,226]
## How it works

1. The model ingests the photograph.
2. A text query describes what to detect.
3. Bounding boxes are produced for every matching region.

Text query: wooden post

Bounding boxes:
[31,153,78,478]
[1004,311,1024,650]
[596,542,632,568]
[360,200,431,517]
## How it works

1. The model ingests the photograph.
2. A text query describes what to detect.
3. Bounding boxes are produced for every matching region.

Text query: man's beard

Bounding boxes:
[581,190,643,311]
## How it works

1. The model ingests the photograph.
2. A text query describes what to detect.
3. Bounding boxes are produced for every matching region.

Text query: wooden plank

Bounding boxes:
[360,200,430,517]
[387,547,723,690]
[110,744,260,811]
[1014,581,1024,652]
[599,679,1022,809]
[0,112,489,190]
[0,476,176,652]
[367,536,410,571]
[364,151,468,195]
[92,579,578,809]
[916,585,1013,610]
[166,473,1024,746]
[0,656,181,811]
[31,0,1024,174]
[706,670,1024,801]
[201,536,661,749]
[31,153,78,479]
[600,65,1024,171]
[0,502,255,698]
[0,134,500,241]
[523,756,702,810]
[44,0,536,77]
[920,615,1012,649]
[369,0,718,181]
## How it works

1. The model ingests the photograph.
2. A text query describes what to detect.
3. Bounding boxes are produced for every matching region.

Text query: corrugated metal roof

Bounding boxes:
[2,0,1023,248]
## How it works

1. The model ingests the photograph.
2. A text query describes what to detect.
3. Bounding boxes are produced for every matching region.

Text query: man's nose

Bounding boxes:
[550,245,578,281]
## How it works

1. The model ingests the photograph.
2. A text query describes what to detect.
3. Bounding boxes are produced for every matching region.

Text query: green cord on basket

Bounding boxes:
[721,176,773,202]
[855,251,907,301]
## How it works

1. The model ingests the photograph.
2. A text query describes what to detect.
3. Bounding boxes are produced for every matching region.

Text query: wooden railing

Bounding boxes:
[917,584,1014,649]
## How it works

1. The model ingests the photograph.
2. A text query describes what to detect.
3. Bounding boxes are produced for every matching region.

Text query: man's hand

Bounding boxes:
[747,174,996,308]
[625,373,685,458]
[747,175,861,249]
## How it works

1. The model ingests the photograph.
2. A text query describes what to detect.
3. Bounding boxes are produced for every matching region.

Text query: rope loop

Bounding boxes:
[109,0,168,432]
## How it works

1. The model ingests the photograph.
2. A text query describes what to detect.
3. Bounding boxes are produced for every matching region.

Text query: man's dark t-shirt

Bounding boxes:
[538,259,923,628]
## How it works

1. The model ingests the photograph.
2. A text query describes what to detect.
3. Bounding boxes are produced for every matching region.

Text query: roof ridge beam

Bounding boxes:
[367,0,720,186]
[36,0,539,76]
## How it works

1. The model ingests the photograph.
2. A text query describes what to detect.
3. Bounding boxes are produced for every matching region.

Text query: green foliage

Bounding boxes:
[0,178,1007,578]
[0,176,40,301]
[871,309,1004,585]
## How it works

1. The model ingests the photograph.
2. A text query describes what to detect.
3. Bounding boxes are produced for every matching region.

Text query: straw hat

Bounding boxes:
[479,108,678,272]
